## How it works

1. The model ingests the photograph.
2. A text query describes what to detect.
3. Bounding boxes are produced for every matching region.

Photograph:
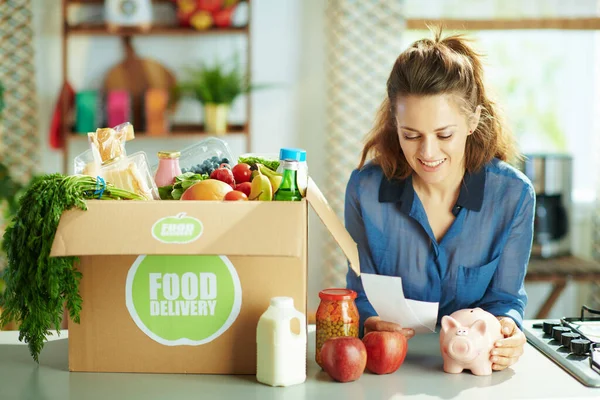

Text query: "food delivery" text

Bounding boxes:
[149,273,217,316]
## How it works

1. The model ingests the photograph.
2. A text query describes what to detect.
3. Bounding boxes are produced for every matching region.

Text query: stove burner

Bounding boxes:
[523,305,600,388]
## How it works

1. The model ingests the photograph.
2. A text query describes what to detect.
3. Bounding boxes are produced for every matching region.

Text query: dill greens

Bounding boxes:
[0,174,144,362]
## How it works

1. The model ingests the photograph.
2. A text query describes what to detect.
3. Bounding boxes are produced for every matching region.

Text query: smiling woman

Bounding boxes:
[345,27,533,372]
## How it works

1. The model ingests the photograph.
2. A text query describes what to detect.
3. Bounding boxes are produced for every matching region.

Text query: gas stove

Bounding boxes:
[523,305,600,388]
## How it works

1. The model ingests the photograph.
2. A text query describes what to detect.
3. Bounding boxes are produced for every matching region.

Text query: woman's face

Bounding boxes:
[396,94,476,186]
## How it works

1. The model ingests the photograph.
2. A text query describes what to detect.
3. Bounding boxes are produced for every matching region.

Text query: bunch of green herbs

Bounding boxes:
[0,174,144,362]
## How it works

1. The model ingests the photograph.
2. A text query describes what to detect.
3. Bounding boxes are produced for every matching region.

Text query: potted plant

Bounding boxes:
[174,57,252,135]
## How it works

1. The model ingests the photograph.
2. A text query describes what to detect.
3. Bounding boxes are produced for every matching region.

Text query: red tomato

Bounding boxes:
[224,190,248,201]
[231,163,252,183]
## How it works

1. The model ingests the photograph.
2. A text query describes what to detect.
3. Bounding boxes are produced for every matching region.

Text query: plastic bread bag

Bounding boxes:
[88,122,135,165]
[99,151,159,200]
[74,149,100,176]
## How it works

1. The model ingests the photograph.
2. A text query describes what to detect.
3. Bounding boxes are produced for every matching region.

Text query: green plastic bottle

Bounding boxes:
[274,160,302,201]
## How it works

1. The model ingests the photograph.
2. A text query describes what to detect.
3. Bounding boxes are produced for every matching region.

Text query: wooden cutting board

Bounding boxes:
[103,37,176,132]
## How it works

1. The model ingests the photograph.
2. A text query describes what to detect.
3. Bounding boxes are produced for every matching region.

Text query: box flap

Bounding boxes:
[50,200,306,257]
[306,177,360,276]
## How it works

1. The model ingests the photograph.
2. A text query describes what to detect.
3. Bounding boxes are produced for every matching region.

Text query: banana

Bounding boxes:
[249,168,273,201]
[258,164,283,193]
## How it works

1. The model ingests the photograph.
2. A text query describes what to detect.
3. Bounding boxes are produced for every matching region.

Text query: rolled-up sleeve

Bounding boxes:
[345,169,379,337]
[478,183,535,329]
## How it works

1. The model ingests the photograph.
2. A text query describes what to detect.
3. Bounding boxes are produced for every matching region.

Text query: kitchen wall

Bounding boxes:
[30,0,593,319]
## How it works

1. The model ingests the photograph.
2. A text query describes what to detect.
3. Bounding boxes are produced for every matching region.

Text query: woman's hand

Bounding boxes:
[491,317,526,371]
[364,316,415,339]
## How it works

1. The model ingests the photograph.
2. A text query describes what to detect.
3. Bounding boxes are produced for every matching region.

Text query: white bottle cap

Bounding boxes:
[270,297,294,308]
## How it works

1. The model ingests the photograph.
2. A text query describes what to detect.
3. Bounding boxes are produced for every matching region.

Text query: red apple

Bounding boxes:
[362,331,408,375]
[213,6,235,27]
[320,337,367,383]
[235,181,252,197]
[197,0,223,13]
[210,166,235,189]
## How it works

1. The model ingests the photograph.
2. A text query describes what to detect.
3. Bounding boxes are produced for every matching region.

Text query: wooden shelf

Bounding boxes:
[66,24,249,36]
[406,18,600,30]
[67,124,248,140]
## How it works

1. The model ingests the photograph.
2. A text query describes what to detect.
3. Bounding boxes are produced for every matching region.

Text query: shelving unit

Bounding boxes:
[59,0,252,173]
[66,24,249,36]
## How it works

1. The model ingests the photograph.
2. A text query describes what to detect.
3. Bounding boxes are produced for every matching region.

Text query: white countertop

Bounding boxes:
[0,324,598,400]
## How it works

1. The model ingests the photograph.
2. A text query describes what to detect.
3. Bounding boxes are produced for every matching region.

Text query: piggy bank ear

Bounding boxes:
[470,319,487,336]
[441,316,460,333]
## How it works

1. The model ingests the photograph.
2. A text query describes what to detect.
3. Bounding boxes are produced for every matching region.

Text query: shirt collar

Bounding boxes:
[378,167,486,213]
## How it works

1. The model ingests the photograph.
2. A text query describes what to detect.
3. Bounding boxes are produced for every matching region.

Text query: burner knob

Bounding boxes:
[570,339,591,355]
[552,326,571,341]
[561,332,580,348]
[543,321,561,335]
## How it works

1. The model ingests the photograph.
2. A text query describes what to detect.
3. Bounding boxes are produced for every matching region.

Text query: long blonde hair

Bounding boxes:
[359,27,518,179]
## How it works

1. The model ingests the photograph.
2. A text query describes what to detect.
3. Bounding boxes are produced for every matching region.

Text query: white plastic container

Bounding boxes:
[256,297,307,387]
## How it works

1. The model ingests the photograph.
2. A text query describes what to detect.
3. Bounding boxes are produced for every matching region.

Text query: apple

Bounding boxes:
[224,190,248,201]
[362,331,408,375]
[320,337,367,383]
[235,181,252,197]
[197,0,223,13]
[232,163,252,183]
[190,10,213,30]
[176,0,198,26]
[210,165,235,189]
[213,6,235,28]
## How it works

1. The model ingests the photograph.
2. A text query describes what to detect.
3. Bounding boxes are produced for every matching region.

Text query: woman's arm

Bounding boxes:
[477,183,536,329]
[344,170,379,337]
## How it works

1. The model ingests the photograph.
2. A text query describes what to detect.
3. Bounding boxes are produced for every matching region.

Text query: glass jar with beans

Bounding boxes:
[315,289,359,367]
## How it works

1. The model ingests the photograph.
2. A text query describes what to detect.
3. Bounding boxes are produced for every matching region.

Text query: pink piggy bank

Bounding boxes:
[439,307,503,376]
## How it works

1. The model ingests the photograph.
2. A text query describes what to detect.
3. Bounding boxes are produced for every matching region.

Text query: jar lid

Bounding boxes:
[318,288,357,301]
[279,148,306,162]
[158,151,181,159]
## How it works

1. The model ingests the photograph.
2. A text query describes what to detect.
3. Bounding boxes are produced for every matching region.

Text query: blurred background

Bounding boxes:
[1,0,600,324]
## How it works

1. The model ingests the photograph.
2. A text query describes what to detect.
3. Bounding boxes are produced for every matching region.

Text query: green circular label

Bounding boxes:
[152,213,203,244]
[125,255,242,345]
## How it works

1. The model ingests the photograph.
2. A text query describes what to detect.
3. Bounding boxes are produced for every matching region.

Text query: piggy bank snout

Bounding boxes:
[448,337,473,359]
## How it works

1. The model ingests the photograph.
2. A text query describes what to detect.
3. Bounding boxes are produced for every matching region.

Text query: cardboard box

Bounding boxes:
[50,178,360,374]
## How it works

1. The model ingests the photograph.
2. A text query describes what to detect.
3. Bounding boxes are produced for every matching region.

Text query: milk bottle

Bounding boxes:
[256,297,306,387]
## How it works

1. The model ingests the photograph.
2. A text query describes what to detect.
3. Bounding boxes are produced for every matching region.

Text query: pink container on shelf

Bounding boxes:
[107,90,131,128]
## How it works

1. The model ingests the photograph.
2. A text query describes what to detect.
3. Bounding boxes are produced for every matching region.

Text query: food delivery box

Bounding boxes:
[50,178,360,374]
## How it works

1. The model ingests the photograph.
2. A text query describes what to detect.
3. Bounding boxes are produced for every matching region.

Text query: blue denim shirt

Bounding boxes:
[345,158,535,336]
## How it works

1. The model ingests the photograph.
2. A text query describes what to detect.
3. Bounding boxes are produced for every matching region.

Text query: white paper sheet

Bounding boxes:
[361,273,439,334]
